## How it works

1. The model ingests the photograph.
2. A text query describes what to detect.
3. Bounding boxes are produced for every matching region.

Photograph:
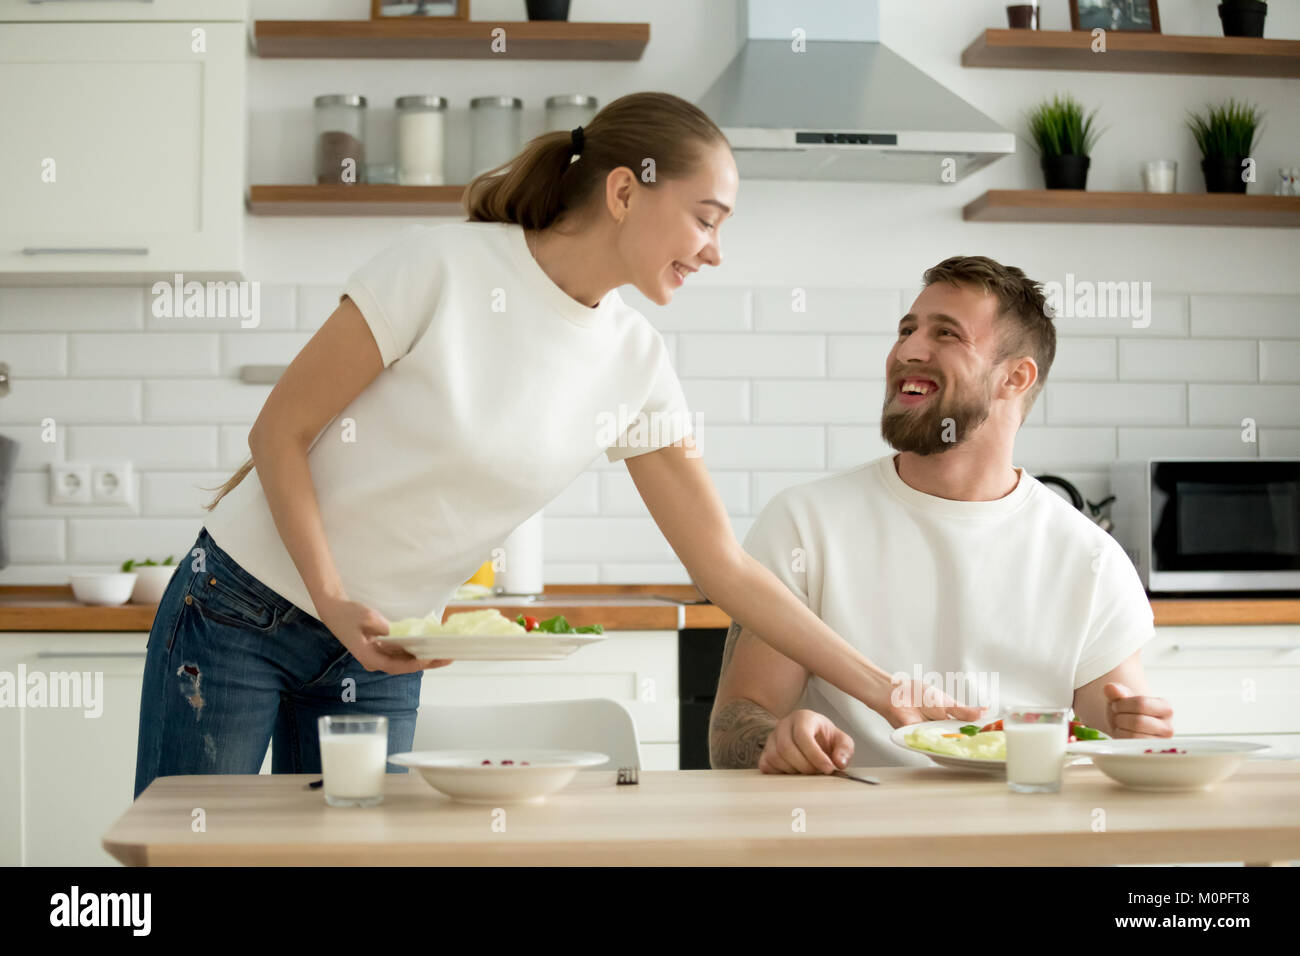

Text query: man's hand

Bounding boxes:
[871,677,986,729]
[1104,682,1174,738]
[758,709,854,774]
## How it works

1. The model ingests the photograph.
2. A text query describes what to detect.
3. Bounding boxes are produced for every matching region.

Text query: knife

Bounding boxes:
[832,769,880,785]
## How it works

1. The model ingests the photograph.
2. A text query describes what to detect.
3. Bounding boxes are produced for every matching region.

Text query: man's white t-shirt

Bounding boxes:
[740,454,1154,767]
[203,220,692,622]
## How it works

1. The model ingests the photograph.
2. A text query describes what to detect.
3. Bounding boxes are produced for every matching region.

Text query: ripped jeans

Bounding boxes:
[133,526,422,800]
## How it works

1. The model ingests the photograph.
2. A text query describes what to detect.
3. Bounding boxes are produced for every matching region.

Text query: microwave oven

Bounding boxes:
[1110,458,1300,594]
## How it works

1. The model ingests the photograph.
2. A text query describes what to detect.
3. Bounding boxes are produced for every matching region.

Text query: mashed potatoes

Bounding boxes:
[906,728,1006,760]
[386,609,525,637]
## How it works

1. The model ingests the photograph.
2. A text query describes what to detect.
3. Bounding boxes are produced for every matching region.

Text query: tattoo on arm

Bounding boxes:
[710,698,778,769]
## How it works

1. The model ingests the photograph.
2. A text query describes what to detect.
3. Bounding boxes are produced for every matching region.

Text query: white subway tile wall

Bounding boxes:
[0,285,1296,584]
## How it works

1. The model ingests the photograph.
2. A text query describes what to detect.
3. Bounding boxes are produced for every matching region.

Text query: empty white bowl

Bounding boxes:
[1067,738,1270,791]
[130,564,178,604]
[389,749,609,804]
[70,573,138,606]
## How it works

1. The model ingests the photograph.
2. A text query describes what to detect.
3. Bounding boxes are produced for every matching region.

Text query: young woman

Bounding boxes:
[134,91,975,798]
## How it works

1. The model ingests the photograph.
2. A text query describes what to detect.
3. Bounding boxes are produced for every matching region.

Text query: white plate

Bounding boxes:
[389,749,609,804]
[891,719,1107,773]
[1066,738,1270,791]
[373,631,605,661]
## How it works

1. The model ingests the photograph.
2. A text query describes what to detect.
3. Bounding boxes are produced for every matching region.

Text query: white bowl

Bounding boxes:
[1067,738,1270,791]
[130,564,178,604]
[389,749,609,804]
[69,573,138,606]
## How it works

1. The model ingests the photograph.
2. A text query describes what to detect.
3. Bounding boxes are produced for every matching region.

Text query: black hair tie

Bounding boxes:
[570,125,584,158]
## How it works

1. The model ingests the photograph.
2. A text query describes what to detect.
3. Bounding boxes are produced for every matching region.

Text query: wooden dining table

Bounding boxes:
[103,763,1300,866]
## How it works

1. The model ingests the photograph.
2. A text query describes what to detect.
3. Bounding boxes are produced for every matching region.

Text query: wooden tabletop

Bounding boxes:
[103,764,1300,866]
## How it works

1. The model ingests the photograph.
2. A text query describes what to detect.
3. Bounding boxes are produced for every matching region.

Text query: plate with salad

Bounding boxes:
[374,609,606,661]
[890,717,1109,773]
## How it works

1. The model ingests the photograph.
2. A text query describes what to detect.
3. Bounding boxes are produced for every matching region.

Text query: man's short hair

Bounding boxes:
[922,256,1056,421]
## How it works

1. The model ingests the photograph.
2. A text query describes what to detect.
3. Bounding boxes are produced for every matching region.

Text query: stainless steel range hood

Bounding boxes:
[695,0,1015,183]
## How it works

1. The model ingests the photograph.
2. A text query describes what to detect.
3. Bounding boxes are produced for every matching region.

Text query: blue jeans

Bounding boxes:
[134,526,422,799]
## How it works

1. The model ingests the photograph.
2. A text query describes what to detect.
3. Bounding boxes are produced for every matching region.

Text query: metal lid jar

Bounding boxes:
[469,96,523,179]
[314,94,367,185]
[396,95,447,186]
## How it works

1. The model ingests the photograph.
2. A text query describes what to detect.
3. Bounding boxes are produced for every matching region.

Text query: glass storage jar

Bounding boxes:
[396,95,447,186]
[469,96,522,179]
[314,94,367,184]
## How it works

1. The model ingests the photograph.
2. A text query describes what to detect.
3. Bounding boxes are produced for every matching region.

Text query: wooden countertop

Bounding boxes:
[2,583,1298,632]
[103,764,1300,866]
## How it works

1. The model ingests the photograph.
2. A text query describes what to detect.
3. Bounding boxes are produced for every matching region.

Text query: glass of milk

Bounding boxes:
[317,715,389,807]
[1005,706,1069,793]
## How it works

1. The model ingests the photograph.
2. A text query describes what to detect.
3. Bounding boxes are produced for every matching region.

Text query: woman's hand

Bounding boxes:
[316,595,452,675]
[870,677,986,729]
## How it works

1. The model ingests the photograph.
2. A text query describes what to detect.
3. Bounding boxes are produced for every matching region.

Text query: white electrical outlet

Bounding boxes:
[91,462,134,505]
[50,463,92,505]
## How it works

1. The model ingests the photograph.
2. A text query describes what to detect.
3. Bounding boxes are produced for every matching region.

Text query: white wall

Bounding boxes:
[1,0,1297,586]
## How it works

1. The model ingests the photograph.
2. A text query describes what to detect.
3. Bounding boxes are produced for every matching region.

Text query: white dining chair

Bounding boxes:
[410,698,642,770]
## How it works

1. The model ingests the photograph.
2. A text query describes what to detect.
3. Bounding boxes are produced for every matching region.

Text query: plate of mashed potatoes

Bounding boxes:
[891,718,1106,773]
[374,609,605,661]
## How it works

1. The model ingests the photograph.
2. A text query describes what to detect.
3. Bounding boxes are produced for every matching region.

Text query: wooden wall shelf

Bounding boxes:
[963,190,1300,227]
[247,185,469,216]
[252,19,649,60]
[961,28,1300,77]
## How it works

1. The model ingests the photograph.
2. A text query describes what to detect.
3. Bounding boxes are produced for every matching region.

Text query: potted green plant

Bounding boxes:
[1026,93,1102,190]
[1187,99,1263,194]
[1219,0,1266,38]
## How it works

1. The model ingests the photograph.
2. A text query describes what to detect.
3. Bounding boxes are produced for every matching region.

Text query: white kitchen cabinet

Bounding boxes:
[0,15,245,284]
[0,633,148,866]
[1143,625,1300,747]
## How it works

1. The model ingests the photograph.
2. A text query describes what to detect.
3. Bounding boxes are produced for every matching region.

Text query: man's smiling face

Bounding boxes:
[881,281,1003,456]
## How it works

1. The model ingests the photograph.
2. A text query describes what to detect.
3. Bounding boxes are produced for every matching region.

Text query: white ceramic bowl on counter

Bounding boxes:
[69,573,138,606]
[130,564,179,604]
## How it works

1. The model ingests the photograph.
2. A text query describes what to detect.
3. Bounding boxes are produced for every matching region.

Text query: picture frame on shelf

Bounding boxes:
[371,0,470,19]
[1069,0,1161,33]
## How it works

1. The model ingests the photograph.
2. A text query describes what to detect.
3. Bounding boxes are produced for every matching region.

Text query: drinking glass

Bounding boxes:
[1005,706,1069,793]
[318,714,388,807]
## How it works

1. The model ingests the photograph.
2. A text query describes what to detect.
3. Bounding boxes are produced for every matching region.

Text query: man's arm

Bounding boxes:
[708,619,810,768]
[1073,650,1174,738]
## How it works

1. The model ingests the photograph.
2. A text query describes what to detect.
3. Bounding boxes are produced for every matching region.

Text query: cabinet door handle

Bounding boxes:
[34,651,147,659]
[28,2,156,5]
[1168,644,1300,653]
[21,247,149,255]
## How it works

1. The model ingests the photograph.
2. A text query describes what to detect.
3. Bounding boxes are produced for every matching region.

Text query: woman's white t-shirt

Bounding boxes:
[740,455,1155,767]
[203,221,693,622]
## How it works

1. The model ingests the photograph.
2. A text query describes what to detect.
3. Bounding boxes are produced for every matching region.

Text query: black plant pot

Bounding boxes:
[1041,154,1090,190]
[1218,0,1266,38]
[1201,156,1250,193]
[526,0,571,20]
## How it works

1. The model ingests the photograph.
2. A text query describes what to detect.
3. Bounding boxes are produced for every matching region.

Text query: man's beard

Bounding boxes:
[880,374,994,456]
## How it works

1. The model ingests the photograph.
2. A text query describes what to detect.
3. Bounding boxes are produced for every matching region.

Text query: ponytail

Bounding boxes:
[463,90,728,229]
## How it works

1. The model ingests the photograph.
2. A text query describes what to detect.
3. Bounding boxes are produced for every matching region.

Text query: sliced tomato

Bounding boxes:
[522,615,540,632]
[979,719,1003,733]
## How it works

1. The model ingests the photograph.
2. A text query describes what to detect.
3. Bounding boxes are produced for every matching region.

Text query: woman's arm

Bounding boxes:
[625,442,983,725]
[247,296,435,673]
